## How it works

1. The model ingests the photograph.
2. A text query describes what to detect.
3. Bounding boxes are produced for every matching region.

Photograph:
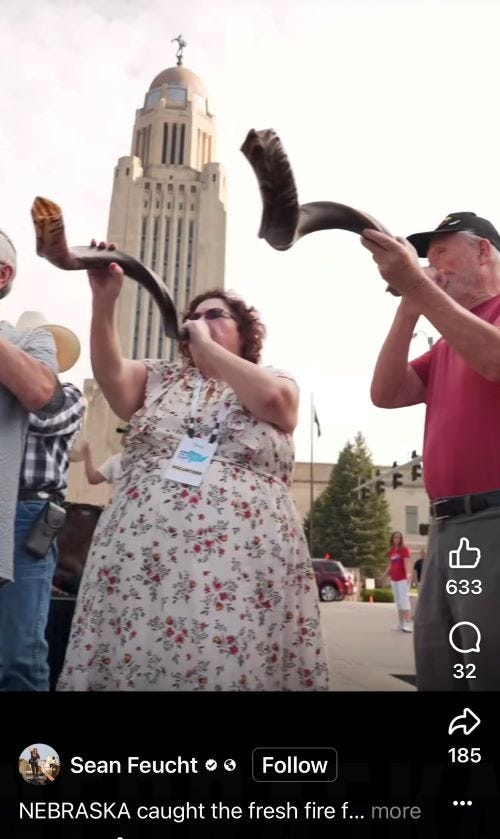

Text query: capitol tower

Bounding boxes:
[68,40,227,504]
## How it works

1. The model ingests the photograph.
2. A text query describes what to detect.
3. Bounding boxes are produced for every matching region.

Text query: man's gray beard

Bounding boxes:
[443,270,481,304]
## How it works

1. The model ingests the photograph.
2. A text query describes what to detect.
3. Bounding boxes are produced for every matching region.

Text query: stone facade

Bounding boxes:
[68,61,226,503]
[292,461,429,556]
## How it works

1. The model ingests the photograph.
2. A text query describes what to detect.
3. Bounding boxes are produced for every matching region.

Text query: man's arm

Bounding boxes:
[370,301,427,408]
[28,384,84,435]
[0,336,57,411]
[362,230,500,382]
[408,284,500,382]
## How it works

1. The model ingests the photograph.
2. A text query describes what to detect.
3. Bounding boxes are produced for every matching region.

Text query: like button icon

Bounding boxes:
[449,537,481,569]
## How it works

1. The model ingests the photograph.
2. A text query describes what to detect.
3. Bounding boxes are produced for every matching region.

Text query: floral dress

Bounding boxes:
[57,361,330,691]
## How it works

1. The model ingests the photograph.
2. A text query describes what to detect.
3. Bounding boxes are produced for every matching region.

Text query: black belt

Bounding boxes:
[18,489,64,505]
[430,490,500,520]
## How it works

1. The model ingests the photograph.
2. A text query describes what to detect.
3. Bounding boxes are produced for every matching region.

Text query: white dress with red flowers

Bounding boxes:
[57,362,330,691]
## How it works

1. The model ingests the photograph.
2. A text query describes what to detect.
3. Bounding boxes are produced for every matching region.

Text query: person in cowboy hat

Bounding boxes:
[0,311,84,692]
[0,231,60,594]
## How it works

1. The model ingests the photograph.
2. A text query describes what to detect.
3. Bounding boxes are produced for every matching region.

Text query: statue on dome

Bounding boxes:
[171,35,187,66]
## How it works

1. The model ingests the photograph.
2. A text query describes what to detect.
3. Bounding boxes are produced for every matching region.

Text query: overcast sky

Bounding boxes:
[1,0,498,465]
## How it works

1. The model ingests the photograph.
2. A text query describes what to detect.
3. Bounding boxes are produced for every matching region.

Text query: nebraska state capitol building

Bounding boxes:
[68,48,227,505]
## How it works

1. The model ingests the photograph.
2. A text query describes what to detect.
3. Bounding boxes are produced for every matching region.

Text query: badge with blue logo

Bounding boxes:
[164,435,218,486]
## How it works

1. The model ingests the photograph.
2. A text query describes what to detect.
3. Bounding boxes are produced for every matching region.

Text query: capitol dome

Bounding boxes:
[148,66,208,100]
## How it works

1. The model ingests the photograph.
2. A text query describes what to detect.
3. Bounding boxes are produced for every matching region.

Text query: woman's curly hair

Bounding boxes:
[179,288,266,365]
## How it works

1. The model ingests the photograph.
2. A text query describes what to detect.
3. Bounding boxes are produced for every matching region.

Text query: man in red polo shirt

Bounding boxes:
[362,212,500,691]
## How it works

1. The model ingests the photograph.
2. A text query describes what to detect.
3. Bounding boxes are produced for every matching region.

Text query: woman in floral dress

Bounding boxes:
[58,256,329,691]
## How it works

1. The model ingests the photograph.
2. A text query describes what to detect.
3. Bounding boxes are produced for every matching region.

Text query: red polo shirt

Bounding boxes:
[410,296,500,500]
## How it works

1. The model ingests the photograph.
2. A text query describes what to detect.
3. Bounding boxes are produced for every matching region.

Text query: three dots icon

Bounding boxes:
[452,800,472,807]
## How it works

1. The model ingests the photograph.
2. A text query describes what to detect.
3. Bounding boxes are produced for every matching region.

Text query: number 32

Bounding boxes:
[453,663,476,679]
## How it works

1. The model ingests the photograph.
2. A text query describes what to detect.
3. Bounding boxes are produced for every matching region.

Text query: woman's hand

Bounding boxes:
[182,318,216,373]
[87,240,124,307]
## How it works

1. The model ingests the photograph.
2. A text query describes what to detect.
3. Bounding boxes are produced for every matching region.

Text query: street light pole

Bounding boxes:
[412,330,434,349]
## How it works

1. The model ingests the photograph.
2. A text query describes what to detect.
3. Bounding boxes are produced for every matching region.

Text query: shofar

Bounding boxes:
[31,196,181,339]
[241,128,400,296]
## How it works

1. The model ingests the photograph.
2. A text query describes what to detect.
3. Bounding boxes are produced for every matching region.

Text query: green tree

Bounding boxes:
[304,432,391,577]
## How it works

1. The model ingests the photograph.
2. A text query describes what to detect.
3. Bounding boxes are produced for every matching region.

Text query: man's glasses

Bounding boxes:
[188,307,235,321]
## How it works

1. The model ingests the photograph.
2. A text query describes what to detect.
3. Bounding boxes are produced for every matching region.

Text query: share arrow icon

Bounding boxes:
[448,708,481,736]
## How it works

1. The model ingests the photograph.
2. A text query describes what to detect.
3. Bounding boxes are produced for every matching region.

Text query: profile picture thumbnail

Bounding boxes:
[18,744,60,785]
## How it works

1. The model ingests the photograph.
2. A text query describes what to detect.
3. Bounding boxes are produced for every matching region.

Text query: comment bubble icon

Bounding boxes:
[449,622,481,654]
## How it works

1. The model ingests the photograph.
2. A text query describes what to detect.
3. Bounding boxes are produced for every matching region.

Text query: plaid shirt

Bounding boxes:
[20,382,84,496]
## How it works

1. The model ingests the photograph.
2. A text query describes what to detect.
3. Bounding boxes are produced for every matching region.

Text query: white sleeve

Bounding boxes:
[98,454,123,484]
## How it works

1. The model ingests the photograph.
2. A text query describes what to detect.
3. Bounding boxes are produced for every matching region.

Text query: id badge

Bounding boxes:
[164,434,218,487]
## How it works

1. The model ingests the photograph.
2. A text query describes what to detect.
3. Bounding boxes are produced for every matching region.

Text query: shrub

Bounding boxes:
[361,587,394,603]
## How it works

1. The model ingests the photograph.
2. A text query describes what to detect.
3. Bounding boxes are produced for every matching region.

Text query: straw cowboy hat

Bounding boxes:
[16,311,81,373]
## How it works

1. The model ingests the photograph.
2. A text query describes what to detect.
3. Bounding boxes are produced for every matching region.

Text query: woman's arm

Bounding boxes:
[184,319,298,433]
[404,548,412,582]
[87,249,148,421]
[90,301,147,421]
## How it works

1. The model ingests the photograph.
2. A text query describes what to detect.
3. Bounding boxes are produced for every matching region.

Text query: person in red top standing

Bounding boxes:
[385,532,413,633]
[362,211,500,691]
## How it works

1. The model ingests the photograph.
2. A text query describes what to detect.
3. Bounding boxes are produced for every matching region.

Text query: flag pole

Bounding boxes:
[309,393,314,557]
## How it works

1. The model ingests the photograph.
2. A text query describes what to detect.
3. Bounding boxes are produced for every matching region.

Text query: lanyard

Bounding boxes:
[187,374,231,444]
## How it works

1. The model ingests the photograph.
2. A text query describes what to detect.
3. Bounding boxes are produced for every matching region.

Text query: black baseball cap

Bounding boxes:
[407,212,500,257]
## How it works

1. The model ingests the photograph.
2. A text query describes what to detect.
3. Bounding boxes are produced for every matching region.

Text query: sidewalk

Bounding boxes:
[320,601,417,691]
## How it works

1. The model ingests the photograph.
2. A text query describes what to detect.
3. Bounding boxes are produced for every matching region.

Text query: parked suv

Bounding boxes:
[312,559,354,602]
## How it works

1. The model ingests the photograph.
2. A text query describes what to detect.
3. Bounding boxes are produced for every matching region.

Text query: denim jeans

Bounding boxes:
[0,501,57,691]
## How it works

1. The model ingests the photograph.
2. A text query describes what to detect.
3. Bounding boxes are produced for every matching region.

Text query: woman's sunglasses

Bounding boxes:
[188,307,235,321]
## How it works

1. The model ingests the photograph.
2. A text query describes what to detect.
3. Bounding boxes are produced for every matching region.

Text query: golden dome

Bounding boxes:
[148,66,207,99]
